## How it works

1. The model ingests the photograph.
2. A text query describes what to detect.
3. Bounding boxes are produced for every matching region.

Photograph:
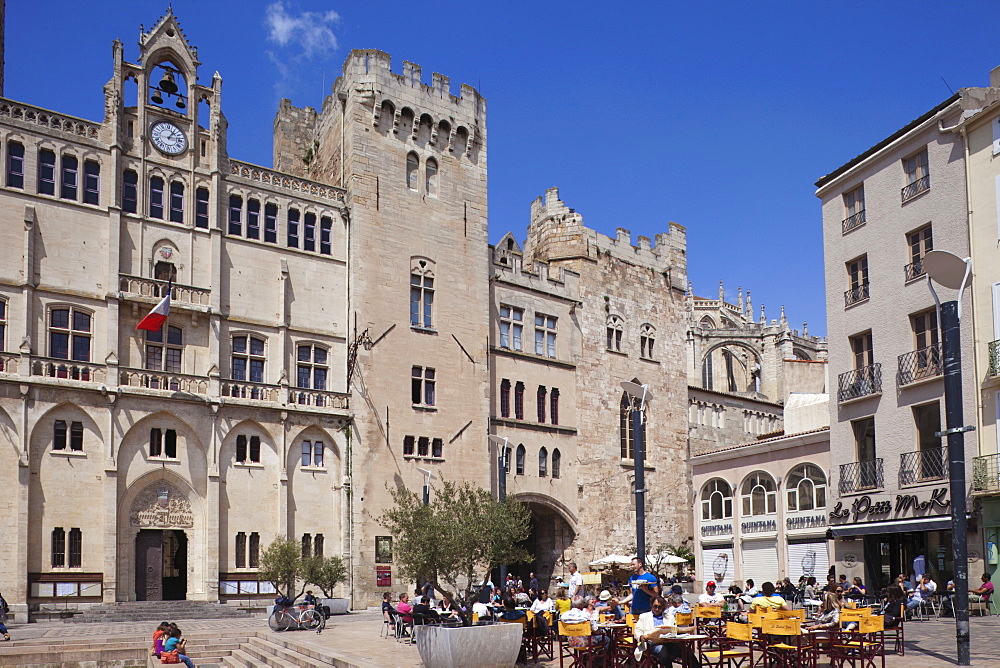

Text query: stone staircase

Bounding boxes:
[63,600,253,624]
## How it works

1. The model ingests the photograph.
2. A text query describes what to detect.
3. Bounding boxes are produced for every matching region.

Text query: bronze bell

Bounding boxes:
[151,89,164,105]
[175,97,186,110]
[159,71,178,94]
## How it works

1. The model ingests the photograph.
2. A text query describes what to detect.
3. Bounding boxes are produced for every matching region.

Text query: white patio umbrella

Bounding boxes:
[589,554,634,567]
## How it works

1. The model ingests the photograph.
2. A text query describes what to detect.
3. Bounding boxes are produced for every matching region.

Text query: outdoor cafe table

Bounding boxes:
[658,633,710,668]
[597,622,630,667]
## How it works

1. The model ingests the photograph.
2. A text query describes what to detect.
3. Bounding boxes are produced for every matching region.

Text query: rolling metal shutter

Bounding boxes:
[741,539,779,586]
[701,546,734,588]
[787,541,831,583]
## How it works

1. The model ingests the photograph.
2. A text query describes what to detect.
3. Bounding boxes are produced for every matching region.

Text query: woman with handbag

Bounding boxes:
[162,624,195,667]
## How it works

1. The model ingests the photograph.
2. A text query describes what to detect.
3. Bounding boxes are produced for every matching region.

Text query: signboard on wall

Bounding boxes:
[376,566,391,587]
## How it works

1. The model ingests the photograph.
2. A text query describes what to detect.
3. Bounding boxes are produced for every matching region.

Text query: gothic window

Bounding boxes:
[701,354,714,391]
[741,471,777,516]
[49,307,91,361]
[417,437,429,456]
[432,437,443,458]
[246,199,260,239]
[425,158,438,197]
[606,315,623,352]
[83,160,100,205]
[303,213,316,251]
[287,208,300,247]
[54,420,67,450]
[504,446,512,474]
[301,534,312,558]
[700,478,734,520]
[231,335,265,383]
[52,527,66,567]
[6,141,24,188]
[320,216,332,255]
[410,260,435,328]
[146,325,183,375]
[149,176,164,218]
[499,306,523,350]
[60,154,78,200]
[235,532,246,568]
[406,152,419,190]
[235,434,261,464]
[264,203,278,242]
[38,148,55,195]
[535,314,557,358]
[69,528,82,567]
[539,447,548,477]
[249,532,260,568]
[195,187,210,228]
[514,381,525,420]
[123,169,138,213]
[314,534,324,558]
[640,324,656,359]
[302,440,324,467]
[537,386,547,423]
[500,379,511,418]
[297,344,328,390]
[620,390,646,460]
[552,449,561,478]
[515,444,525,475]
[550,388,560,425]
[411,366,436,406]
[169,181,184,223]
[786,464,827,511]
[149,428,177,458]
[403,435,414,455]
[228,194,242,235]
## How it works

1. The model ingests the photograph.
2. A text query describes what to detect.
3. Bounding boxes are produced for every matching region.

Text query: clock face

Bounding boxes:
[150,121,187,155]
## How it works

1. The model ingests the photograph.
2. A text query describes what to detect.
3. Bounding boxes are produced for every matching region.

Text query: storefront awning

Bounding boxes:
[827,515,952,537]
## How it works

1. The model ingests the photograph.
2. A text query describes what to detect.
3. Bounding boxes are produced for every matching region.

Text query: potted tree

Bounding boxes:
[379,479,531,668]
[303,555,349,615]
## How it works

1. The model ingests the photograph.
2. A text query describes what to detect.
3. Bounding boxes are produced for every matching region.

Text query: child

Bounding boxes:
[151,621,170,657]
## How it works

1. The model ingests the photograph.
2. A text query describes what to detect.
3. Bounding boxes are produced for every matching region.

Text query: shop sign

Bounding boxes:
[741,520,777,534]
[701,523,733,537]
[786,515,826,530]
[829,487,949,523]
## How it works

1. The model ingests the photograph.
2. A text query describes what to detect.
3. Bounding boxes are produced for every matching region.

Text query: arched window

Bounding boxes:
[410,258,435,328]
[499,379,511,418]
[741,472,777,516]
[786,464,827,511]
[702,354,713,390]
[406,152,419,191]
[640,323,656,359]
[231,335,265,383]
[620,386,646,460]
[515,444,525,475]
[539,447,548,477]
[700,479,734,520]
[699,315,716,329]
[606,315,624,352]
[552,449,561,478]
[425,158,438,197]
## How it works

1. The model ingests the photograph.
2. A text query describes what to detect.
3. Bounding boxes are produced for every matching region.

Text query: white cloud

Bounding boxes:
[265,2,340,59]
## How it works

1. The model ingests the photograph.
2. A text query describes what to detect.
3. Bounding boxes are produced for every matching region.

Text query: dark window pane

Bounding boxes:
[320,217,332,255]
[231,357,246,381]
[235,532,246,569]
[164,348,181,373]
[50,332,69,359]
[6,142,24,188]
[232,335,247,354]
[54,420,67,450]
[228,195,242,235]
[264,203,278,243]
[167,326,182,345]
[298,345,311,362]
[149,176,164,219]
[70,421,83,451]
[73,311,91,332]
[52,527,65,567]
[247,199,260,239]
[249,359,264,383]
[313,368,326,390]
[313,442,323,467]
[169,181,184,223]
[313,347,327,365]
[195,187,209,228]
[72,335,90,362]
[123,170,138,213]
[302,441,312,467]
[51,308,69,329]
[304,213,316,251]
[164,430,177,458]
[60,155,78,200]
[432,438,443,458]
[249,533,259,568]
[38,149,55,195]
[150,428,162,456]
[403,435,414,455]
[287,209,300,247]
[249,436,260,462]
[297,366,311,389]
[236,435,247,462]
[83,160,100,205]
[250,337,264,356]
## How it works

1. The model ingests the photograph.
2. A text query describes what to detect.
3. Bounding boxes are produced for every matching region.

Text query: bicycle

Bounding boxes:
[268,603,325,633]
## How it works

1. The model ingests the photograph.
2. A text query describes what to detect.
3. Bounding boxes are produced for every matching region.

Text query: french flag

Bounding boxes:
[136,283,171,332]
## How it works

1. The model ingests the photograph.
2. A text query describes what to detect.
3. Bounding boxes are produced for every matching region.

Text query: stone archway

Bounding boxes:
[509,494,577,592]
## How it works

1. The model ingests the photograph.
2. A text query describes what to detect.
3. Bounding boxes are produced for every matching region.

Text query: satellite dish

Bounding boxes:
[923,250,970,290]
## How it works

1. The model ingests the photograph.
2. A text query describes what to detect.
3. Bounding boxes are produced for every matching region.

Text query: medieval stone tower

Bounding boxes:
[275,52,491,604]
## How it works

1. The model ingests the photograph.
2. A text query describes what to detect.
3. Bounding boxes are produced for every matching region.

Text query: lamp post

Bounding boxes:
[416,467,435,506]
[621,381,653,564]
[924,249,974,666]
[488,435,510,586]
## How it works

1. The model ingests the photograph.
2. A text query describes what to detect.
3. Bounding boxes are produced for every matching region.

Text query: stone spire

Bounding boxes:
[760,304,766,324]
[780,305,786,325]
[718,280,724,302]
[745,291,752,319]
[737,286,743,313]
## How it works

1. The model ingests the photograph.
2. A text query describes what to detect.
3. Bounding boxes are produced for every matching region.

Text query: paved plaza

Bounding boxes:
[3,610,1000,666]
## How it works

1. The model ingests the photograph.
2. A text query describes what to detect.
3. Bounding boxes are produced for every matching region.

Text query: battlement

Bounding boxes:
[490,233,580,302]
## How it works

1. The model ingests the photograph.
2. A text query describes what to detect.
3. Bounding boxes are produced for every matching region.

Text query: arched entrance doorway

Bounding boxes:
[128,481,195,601]
[510,495,577,591]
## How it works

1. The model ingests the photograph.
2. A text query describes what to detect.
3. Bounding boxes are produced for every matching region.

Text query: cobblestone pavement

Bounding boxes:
[3,611,1000,666]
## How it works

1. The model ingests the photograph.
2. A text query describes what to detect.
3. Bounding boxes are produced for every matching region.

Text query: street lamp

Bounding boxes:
[416,467,436,506]
[924,249,974,666]
[621,381,653,564]
[488,434,511,586]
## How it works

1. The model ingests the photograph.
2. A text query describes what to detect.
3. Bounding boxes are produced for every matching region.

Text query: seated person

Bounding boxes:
[845,577,866,601]
[438,592,463,622]
[396,593,413,625]
[303,590,318,608]
[804,591,840,631]
[529,589,554,633]
[749,581,791,612]
[554,587,572,619]
[381,592,396,615]
[739,579,759,606]
[877,586,905,628]
[472,599,492,621]
[970,573,994,605]
[560,596,606,647]
[594,590,617,617]
[499,596,527,622]
[634,594,699,668]
[515,589,531,606]
[906,574,936,615]
[801,577,821,607]
[412,596,442,624]
[698,581,725,607]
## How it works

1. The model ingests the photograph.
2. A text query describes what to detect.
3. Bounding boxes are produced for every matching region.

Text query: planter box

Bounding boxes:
[415,622,522,668]
[321,597,350,614]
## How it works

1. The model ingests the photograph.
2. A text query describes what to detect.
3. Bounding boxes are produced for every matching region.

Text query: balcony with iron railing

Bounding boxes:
[840,459,884,494]
[901,174,931,202]
[904,258,926,282]
[989,340,1000,377]
[838,364,881,402]
[842,209,866,234]
[974,454,1000,493]
[897,343,942,386]
[844,282,870,308]
[899,447,946,486]
[118,274,211,309]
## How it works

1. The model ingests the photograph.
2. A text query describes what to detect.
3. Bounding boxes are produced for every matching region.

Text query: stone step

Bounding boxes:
[65,602,253,623]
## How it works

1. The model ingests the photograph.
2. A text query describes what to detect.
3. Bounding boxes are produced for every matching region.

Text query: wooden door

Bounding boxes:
[135,529,163,601]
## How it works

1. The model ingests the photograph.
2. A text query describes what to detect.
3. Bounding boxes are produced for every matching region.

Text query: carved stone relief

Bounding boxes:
[128,481,194,528]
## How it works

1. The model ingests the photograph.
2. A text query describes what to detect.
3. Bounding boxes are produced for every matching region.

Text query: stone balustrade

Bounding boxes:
[119,368,210,394]
[119,274,211,308]
[289,387,350,410]
[229,160,346,203]
[30,356,107,383]
[0,98,101,140]
[0,353,17,374]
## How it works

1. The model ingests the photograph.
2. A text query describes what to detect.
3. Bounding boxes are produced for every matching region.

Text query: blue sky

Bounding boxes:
[8,1,1000,337]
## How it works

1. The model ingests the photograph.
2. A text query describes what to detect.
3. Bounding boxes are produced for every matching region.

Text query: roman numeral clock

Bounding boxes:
[149,120,188,155]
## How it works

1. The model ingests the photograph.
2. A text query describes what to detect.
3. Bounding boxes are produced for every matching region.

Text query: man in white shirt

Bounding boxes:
[698,581,725,607]
[906,573,937,614]
[567,562,584,598]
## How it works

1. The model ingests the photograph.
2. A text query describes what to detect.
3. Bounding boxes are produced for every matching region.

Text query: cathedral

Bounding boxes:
[0,10,823,619]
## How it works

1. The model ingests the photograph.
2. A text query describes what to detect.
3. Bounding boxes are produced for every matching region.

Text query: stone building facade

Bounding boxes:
[0,12,352,620]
